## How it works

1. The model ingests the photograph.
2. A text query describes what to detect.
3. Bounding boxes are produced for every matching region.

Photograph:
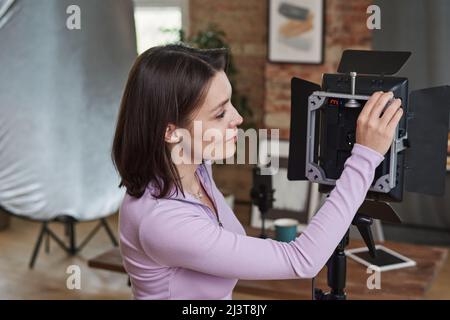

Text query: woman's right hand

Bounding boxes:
[356,91,403,156]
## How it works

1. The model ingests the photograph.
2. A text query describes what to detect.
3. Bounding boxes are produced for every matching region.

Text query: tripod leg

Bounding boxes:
[259,214,268,239]
[316,230,349,300]
[29,222,48,269]
[326,245,347,299]
[101,218,118,247]
[45,230,50,253]
[76,221,102,252]
[67,220,77,255]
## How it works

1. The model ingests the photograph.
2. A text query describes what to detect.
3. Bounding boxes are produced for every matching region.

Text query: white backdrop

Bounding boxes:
[0,0,137,220]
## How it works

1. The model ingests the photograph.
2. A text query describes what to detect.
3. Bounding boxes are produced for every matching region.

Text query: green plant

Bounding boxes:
[162,23,255,129]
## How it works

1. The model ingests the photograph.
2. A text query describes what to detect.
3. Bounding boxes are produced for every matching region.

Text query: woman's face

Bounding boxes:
[169,70,243,164]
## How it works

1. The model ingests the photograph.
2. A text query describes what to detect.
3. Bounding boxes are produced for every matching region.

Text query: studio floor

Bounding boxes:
[0,214,449,300]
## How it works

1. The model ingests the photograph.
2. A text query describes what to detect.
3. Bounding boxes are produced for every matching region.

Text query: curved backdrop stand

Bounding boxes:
[0,0,137,221]
[0,0,137,267]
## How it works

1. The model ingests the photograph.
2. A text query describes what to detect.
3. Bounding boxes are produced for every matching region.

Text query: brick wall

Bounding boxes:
[189,0,268,128]
[265,0,372,139]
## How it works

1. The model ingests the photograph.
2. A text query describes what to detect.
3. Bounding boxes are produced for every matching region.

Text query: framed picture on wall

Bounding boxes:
[268,0,325,64]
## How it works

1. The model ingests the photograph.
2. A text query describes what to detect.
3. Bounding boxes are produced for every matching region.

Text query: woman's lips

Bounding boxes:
[227,135,237,142]
[226,132,238,142]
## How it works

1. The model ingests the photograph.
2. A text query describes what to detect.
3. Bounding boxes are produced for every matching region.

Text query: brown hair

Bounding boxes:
[112,43,228,199]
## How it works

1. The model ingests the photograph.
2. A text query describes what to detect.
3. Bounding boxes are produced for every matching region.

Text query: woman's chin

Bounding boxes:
[224,140,237,158]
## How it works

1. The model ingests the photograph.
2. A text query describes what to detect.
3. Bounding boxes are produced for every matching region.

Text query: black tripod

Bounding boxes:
[29,215,118,269]
[250,166,275,239]
[250,166,402,300]
[313,199,402,300]
[314,212,376,300]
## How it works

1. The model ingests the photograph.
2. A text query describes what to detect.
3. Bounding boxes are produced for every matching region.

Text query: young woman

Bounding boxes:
[112,43,403,300]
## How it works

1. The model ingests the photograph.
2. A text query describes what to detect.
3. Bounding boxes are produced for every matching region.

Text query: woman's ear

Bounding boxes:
[164,124,182,144]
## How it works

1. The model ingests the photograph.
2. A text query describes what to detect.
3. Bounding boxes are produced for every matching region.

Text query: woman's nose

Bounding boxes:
[231,110,244,128]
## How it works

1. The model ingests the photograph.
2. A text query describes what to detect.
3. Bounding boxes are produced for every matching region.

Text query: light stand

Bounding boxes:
[314,212,376,300]
[287,50,450,299]
[250,166,275,239]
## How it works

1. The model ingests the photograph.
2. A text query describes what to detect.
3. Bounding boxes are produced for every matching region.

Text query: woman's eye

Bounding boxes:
[216,111,226,119]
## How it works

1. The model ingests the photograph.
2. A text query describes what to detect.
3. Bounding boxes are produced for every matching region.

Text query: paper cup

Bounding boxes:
[274,218,299,242]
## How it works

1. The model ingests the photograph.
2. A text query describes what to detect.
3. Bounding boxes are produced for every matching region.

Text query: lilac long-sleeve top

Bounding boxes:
[118,143,384,299]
